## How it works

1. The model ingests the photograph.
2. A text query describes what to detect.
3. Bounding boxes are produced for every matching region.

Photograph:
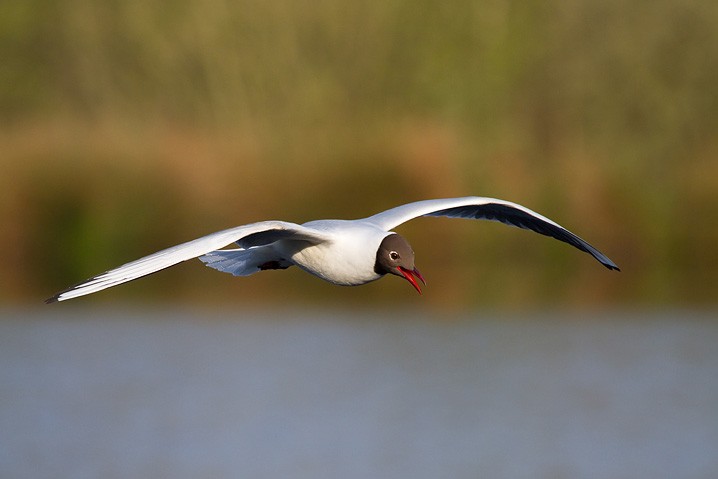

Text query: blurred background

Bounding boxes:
[2,0,717,308]
[1,0,717,478]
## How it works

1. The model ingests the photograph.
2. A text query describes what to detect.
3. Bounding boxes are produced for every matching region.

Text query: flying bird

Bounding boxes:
[45,196,619,302]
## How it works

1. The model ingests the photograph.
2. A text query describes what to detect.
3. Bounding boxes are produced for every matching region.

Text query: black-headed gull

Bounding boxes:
[45,196,619,302]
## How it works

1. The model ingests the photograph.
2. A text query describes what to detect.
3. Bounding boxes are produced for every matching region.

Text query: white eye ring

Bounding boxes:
[390,251,399,260]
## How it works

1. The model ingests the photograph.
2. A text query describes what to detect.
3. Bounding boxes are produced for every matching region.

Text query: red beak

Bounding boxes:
[398,266,426,294]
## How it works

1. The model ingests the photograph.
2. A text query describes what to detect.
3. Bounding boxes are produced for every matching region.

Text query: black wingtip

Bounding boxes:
[44,295,59,304]
[602,261,620,272]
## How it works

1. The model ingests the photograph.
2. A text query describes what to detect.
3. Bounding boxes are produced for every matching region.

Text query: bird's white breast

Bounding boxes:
[279,220,391,286]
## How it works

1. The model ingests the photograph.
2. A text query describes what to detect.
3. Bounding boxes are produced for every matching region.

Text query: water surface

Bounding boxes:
[1,309,716,478]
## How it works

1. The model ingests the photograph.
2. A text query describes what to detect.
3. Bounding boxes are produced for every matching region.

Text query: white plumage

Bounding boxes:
[46,196,619,302]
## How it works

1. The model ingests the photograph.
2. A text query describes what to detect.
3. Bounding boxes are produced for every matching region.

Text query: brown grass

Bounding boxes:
[2,0,717,307]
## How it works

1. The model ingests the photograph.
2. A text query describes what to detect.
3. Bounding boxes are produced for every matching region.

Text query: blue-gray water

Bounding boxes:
[1,309,716,479]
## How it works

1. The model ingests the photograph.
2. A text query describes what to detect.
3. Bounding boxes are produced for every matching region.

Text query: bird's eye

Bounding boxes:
[389,251,399,261]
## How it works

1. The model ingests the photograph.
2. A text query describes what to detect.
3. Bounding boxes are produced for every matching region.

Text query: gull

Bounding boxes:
[45,196,619,302]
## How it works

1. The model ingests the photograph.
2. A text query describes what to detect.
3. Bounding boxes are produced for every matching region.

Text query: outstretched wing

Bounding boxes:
[364,197,619,271]
[45,221,332,302]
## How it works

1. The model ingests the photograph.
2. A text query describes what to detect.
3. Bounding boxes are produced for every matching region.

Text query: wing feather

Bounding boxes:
[45,221,331,302]
[364,197,619,271]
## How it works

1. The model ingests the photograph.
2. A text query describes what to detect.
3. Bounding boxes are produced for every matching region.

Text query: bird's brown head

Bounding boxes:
[374,233,426,294]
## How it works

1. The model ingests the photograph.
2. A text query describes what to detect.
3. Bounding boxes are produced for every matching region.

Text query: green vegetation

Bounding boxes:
[2,0,717,307]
